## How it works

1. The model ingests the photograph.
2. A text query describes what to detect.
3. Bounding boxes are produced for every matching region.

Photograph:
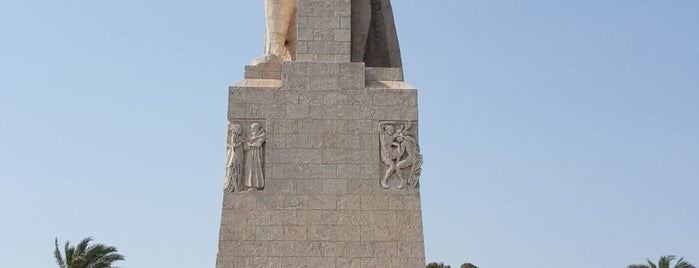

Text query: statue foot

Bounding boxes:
[396,180,405,189]
[380,177,390,189]
[250,54,282,69]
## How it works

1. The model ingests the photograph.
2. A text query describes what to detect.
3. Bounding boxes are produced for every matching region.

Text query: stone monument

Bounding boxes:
[217,0,425,267]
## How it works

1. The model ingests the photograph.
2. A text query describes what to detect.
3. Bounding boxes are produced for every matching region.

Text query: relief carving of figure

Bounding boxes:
[251,0,402,69]
[243,123,266,190]
[224,122,245,192]
[223,122,267,192]
[380,122,423,189]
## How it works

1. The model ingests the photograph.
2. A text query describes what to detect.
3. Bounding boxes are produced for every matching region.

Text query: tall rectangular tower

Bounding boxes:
[217,1,425,267]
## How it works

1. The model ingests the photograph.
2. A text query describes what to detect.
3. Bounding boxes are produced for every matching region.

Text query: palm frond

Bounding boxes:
[84,244,124,268]
[675,258,697,268]
[54,238,66,268]
[55,237,124,268]
[648,259,659,268]
[661,256,678,268]
[64,241,75,266]
[74,237,93,257]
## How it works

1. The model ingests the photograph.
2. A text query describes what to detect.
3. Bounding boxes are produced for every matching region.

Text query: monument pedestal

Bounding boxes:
[217,62,424,268]
[217,0,424,267]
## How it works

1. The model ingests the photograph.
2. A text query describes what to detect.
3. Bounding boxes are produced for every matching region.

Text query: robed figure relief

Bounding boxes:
[224,123,245,192]
[243,123,266,190]
[224,122,266,192]
[380,122,423,190]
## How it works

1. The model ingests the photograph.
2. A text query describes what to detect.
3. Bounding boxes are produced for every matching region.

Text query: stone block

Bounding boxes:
[365,67,404,81]
[360,225,390,242]
[282,226,308,241]
[281,257,307,267]
[347,242,374,258]
[264,179,294,194]
[308,195,337,210]
[336,164,361,179]
[308,225,360,241]
[361,257,390,267]
[321,242,348,257]
[248,210,273,225]
[320,210,361,225]
[360,195,389,211]
[296,179,323,194]
[220,226,255,241]
[269,241,295,256]
[256,226,283,241]
[293,240,322,257]
[251,256,281,268]
[388,195,405,210]
[336,257,361,268]
[336,195,361,210]
[281,195,309,210]
[297,210,322,225]
[323,179,348,194]
[308,257,336,267]
[270,210,298,225]
[374,242,398,257]
[297,149,323,164]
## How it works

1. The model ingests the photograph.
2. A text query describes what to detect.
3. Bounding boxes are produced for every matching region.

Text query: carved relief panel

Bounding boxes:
[379,121,423,190]
[225,120,266,193]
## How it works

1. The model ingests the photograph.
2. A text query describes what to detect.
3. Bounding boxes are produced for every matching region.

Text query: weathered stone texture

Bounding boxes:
[297,0,352,62]
[218,0,422,265]
[217,60,424,268]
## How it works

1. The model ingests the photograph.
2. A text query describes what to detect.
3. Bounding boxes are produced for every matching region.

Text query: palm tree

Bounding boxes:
[54,237,124,268]
[628,255,695,268]
[427,262,451,268]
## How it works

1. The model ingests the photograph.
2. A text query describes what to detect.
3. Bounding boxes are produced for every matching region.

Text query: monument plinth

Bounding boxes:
[217,1,424,267]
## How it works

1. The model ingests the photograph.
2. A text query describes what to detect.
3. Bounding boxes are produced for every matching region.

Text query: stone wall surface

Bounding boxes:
[296,0,352,62]
[217,61,424,268]
[217,0,423,267]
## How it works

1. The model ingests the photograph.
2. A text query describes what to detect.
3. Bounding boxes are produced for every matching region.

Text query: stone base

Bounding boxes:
[217,62,424,268]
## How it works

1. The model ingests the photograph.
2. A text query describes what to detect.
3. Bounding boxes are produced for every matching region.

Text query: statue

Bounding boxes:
[224,122,244,192]
[251,0,298,68]
[351,0,403,67]
[251,0,402,68]
[243,123,266,190]
[380,122,422,189]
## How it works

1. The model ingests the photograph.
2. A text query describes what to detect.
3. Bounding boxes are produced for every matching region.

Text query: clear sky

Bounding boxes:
[1,1,698,267]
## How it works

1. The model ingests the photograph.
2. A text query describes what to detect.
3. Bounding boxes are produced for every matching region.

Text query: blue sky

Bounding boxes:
[1,1,698,267]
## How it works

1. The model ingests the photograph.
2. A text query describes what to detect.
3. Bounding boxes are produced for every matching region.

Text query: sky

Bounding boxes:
[1,0,698,267]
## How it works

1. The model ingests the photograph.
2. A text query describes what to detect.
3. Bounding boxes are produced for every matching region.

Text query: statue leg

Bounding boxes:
[351,0,371,62]
[285,6,298,61]
[381,165,394,189]
[252,0,297,66]
[395,159,412,189]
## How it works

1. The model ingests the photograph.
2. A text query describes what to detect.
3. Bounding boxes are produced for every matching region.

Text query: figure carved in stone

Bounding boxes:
[243,123,266,190]
[223,122,267,192]
[224,122,245,192]
[250,0,402,69]
[380,122,422,189]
